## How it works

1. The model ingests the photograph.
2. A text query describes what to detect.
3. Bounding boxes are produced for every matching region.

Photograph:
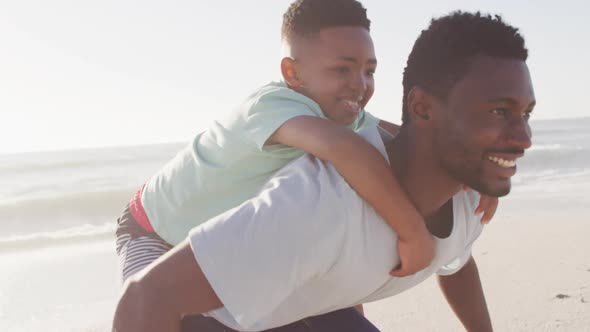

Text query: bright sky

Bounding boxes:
[1,0,588,154]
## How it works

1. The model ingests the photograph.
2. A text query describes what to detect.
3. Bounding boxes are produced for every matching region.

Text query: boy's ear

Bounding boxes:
[281,57,304,88]
[407,87,433,126]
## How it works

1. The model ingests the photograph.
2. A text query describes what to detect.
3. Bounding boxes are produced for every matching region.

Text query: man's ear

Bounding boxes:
[280,57,304,89]
[407,87,433,125]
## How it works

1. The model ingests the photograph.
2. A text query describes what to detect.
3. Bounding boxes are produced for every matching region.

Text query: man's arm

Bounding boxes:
[113,240,222,332]
[437,256,493,332]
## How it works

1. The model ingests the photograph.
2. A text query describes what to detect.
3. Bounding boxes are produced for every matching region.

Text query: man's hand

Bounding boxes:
[390,226,435,277]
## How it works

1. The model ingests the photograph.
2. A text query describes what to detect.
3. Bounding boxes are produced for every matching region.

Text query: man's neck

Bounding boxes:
[384,127,463,219]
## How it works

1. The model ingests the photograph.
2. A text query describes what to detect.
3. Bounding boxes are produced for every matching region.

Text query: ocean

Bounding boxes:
[0,142,185,252]
[1,117,589,331]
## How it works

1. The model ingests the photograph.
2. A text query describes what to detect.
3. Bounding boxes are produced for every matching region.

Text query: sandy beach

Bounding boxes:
[0,241,120,332]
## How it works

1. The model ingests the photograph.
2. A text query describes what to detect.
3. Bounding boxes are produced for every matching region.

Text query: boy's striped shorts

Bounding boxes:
[115,205,172,281]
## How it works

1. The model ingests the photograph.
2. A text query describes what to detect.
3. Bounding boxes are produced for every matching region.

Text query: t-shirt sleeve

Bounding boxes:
[188,155,346,329]
[355,110,380,131]
[242,88,325,150]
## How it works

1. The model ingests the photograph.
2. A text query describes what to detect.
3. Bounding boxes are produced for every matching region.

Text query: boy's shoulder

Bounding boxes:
[236,81,323,120]
[247,81,319,108]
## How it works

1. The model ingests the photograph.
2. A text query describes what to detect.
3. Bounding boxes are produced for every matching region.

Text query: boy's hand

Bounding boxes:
[475,194,499,224]
[464,186,499,224]
[390,227,435,277]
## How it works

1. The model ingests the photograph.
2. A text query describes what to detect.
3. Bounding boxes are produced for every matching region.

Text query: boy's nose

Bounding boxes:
[349,73,367,95]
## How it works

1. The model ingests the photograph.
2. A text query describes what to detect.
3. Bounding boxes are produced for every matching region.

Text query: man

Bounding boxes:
[113,11,535,332]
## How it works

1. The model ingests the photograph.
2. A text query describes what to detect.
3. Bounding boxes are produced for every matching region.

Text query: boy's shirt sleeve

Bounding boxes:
[355,110,380,131]
[241,86,325,150]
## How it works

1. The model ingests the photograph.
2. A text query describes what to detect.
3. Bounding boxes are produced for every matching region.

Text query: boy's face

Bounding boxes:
[431,56,535,197]
[290,27,377,126]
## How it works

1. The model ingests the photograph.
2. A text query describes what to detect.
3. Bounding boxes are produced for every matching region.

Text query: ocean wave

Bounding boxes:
[0,143,184,175]
[0,223,116,252]
[513,168,590,185]
[0,157,167,175]
[0,188,135,213]
[0,189,134,239]
[529,144,584,151]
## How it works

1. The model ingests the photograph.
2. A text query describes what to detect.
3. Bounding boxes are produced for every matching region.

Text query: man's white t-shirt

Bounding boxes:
[189,125,484,331]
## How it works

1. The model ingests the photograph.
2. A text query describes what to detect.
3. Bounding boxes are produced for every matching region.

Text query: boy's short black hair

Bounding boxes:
[402,11,529,123]
[282,0,371,42]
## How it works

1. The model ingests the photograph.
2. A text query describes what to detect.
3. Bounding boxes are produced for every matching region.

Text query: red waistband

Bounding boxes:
[129,184,155,232]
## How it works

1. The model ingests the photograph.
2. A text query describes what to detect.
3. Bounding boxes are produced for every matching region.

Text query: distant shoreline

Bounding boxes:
[2,117,589,157]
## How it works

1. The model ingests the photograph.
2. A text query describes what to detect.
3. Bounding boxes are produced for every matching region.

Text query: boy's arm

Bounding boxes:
[464,186,500,224]
[437,256,493,332]
[113,240,222,332]
[475,195,499,224]
[377,119,401,136]
[355,304,364,315]
[270,115,434,276]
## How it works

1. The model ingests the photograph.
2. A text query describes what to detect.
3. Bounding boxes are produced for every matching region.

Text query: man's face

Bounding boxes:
[432,56,536,197]
[292,27,377,126]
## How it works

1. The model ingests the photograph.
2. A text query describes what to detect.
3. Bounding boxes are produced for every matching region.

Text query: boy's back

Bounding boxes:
[142,81,378,245]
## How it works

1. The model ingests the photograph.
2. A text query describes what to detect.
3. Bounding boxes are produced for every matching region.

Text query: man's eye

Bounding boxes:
[366,69,376,77]
[490,108,507,116]
[523,111,533,121]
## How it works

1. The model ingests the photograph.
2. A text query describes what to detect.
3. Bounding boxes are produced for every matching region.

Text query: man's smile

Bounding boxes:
[487,156,516,168]
[485,152,524,178]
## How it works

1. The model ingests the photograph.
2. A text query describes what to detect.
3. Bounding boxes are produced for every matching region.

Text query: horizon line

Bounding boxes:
[2,116,588,157]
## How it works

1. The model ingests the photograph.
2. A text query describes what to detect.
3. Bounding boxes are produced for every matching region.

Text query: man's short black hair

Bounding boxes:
[282,0,371,42]
[402,11,529,123]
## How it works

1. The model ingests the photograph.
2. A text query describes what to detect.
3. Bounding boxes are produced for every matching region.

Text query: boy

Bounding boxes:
[115,0,495,283]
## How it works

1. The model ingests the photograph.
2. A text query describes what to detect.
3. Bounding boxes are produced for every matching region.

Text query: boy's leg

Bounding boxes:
[115,205,173,281]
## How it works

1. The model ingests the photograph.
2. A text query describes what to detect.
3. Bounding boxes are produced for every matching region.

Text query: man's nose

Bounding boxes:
[506,115,532,150]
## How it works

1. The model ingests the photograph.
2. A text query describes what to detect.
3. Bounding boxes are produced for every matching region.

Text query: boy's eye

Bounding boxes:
[333,66,350,74]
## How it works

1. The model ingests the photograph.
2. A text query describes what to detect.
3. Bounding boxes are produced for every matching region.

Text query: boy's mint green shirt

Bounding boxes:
[142,81,379,245]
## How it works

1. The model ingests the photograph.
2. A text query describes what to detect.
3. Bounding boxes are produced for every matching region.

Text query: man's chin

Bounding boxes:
[467,180,512,198]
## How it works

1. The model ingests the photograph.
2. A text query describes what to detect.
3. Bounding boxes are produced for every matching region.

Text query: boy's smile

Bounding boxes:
[287,26,377,125]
